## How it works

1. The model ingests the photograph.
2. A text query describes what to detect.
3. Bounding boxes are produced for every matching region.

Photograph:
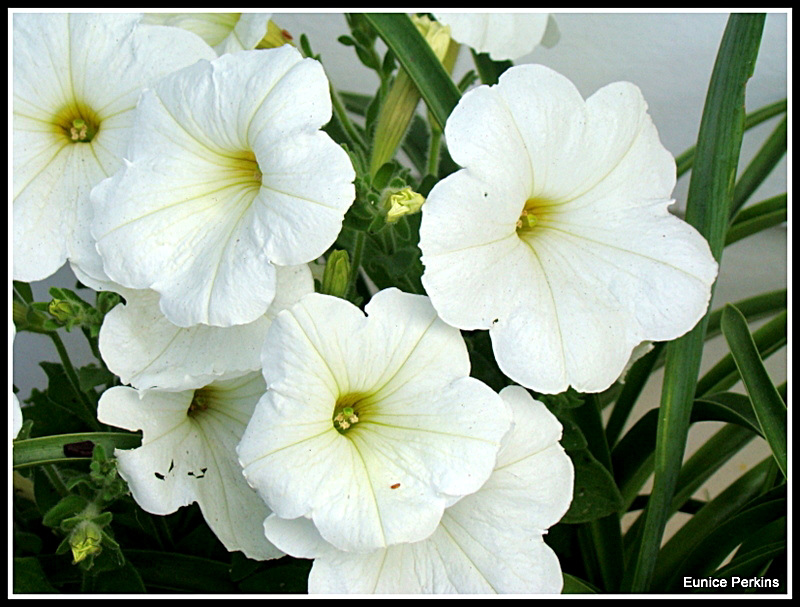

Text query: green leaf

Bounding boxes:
[363,13,461,130]
[77,363,115,392]
[704,288,786,341]
[721,304,787,476]
[605,343,664,447]
[562,573,600,594]
[90,559,146,593]
[13,432,142,469]
[693,392,763,436]
[670,424,756,511]
[471,48,513,85]
[712,541,785,586]
[13,280,34,304]
[615,401,760,511]
[462,330,511,394]
[629,15,766,591]
[237,557,312,593]
[229,552,262,583]
[675,98,786,178]
[560,448,624,524]
[730,115,786,217]
[726,193,786,245]
[24,362,96,434]
[696,309,786,396]
[13,557,59,593]
[734,515,786,559]
[42,495,89,528]
[651,463,777,590]
[665,495,785,589]
[125,550,237,593]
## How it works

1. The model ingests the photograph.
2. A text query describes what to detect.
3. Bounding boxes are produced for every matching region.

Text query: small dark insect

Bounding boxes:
[168,460,175,473]
[390,483,401,490]
[154,472,165,481]
[63,440,95,458]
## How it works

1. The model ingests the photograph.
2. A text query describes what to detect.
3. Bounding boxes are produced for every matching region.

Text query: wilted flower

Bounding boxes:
[419,64,718,394]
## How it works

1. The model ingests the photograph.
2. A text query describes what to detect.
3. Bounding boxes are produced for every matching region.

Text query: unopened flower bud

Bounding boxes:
[321,250,352,299]
[69,520,104,564]
[369,15,452,177]
[386,187,425,223]
[48,299,77,323]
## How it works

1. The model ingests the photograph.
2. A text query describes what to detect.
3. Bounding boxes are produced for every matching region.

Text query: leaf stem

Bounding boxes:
[47,331,101,431]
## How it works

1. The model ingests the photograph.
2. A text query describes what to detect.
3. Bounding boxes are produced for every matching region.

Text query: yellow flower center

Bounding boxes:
[516,197,552,235]
[188,388,213,417]
[332,393,370,434]
[228,151,263,186]
[52,100,100,143]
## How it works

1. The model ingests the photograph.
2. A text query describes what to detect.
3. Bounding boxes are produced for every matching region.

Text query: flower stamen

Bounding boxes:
[332,395,366,434]
[188,389,212,417]
[516,209,538,231]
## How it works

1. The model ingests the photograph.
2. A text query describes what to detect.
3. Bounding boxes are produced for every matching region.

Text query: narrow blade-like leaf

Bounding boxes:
[721,304,787,476]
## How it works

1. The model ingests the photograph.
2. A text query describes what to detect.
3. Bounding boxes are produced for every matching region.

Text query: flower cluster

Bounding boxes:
[13,12,722,595]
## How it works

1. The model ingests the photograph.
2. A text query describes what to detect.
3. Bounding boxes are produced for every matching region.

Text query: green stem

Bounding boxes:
[42,464,70,497]
[427,127,442,177]
[330,84,367,153]
[348,230,366,299]
[48,331,101,431]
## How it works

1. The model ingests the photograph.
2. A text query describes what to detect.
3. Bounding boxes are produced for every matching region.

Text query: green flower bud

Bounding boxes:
[369,15,452,177]
[386,187,425,223]
[48,299,76,323]
[69,520,104,564]
[321,250,352,299]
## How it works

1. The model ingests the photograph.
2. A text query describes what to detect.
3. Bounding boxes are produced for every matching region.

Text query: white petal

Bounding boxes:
[269,386,572,594]
[98,375,282,560]
[435,13,550,61]
[99,265,313,390]
[13,393,23,439]
[238,289,511,552]
[92,47,354,327]
[12,13,214,283]
[420,64,718,394]
[143,13,271,54]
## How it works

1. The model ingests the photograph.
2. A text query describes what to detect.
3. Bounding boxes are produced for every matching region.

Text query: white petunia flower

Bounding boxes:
[419,64,718,394]
[237,288,512,553]
[13,394,23,440]
[434,12,556,61]
[142,13,271,55]
[263,386,573,594]
[98,372,282,561]
[92,46,355,327]
[12,13,215,284]
[99,264,313,391]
